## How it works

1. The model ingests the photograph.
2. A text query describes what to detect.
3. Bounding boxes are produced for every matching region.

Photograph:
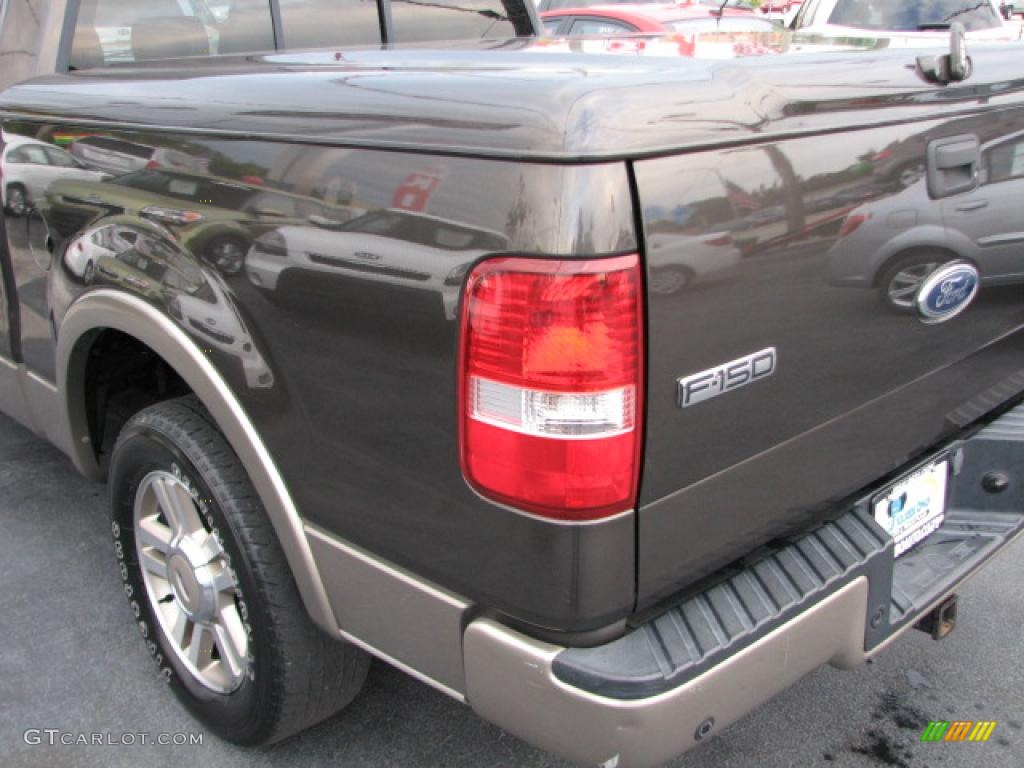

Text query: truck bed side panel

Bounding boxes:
[635,109,1024,607]
[0,117,639,631]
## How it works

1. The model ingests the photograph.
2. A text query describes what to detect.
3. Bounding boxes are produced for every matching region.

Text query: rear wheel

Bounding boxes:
[110,397,369,744]
[878,253,944,312]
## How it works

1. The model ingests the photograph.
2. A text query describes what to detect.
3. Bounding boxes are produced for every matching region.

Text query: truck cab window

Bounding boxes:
[277,0,382,49]
[69,0,274,68]
[389,0,520,43]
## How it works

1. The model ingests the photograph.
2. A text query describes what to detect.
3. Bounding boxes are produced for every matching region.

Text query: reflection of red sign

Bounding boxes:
[392,168,446,212]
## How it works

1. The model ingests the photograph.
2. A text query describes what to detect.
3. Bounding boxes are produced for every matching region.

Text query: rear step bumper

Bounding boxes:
[463,401,1024,768]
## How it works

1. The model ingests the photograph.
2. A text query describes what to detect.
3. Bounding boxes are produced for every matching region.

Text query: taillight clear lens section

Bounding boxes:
[459,255,644,521]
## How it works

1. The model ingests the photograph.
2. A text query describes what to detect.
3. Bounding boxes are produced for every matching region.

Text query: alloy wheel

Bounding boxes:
[133,470,249,693]
[886,261,938,309]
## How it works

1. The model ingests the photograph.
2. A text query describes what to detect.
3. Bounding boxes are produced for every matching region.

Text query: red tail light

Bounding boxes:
[838,212,870,238]
[458,255,644,521]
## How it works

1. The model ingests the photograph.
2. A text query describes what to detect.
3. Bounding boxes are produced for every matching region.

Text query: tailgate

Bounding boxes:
[634,105,1024,608]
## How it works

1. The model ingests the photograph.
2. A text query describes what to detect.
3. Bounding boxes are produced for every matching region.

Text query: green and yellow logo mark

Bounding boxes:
[921,720,997,742]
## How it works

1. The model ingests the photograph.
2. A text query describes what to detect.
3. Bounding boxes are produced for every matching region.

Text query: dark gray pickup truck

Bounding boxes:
[3,1,1024,765]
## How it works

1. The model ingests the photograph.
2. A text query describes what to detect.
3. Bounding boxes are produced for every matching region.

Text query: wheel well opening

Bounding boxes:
[83,329,192,471]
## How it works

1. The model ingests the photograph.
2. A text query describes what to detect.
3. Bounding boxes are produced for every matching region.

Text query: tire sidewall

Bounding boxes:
[110,423,272,741]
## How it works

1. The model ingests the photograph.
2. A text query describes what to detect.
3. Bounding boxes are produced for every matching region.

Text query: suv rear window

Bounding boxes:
[827,0,1001,32]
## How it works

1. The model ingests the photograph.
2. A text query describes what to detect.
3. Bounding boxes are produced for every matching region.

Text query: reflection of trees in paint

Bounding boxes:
[765,144,804,234]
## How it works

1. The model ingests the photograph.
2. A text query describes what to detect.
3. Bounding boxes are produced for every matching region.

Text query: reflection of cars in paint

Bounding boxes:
[2,134,108,216]
[170,271,275,389]
[828,130,1024,310]
[69,136,205,176]
[246,208,508,319]
[85,225,206,302]
[646,231,742,294]
[64,221,273,388]
[45,169,354,274]
[62,223,144,282]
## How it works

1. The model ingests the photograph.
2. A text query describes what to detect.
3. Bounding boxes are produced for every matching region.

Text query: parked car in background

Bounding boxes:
[792,0,1018,40]
[1,133,108,216]
[541,3,777,35]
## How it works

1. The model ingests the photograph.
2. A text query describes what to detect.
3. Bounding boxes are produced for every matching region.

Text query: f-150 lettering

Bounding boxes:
[677,347,777,408]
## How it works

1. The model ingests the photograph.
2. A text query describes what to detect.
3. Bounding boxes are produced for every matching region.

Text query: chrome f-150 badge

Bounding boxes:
[677,348,776,408]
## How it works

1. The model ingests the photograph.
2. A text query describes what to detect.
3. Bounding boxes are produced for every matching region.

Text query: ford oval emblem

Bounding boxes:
[915,262,979,324]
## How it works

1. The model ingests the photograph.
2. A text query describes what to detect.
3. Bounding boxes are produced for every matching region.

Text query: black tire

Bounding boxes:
[5,183,28,217]
[877,252,945,313]
[109,396,369,745]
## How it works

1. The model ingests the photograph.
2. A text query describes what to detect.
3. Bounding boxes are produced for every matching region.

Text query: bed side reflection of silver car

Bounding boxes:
[827,130,1024,310]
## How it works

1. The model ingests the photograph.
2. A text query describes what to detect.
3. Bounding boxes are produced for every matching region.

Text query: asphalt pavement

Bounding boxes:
[1,410,1022,768]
